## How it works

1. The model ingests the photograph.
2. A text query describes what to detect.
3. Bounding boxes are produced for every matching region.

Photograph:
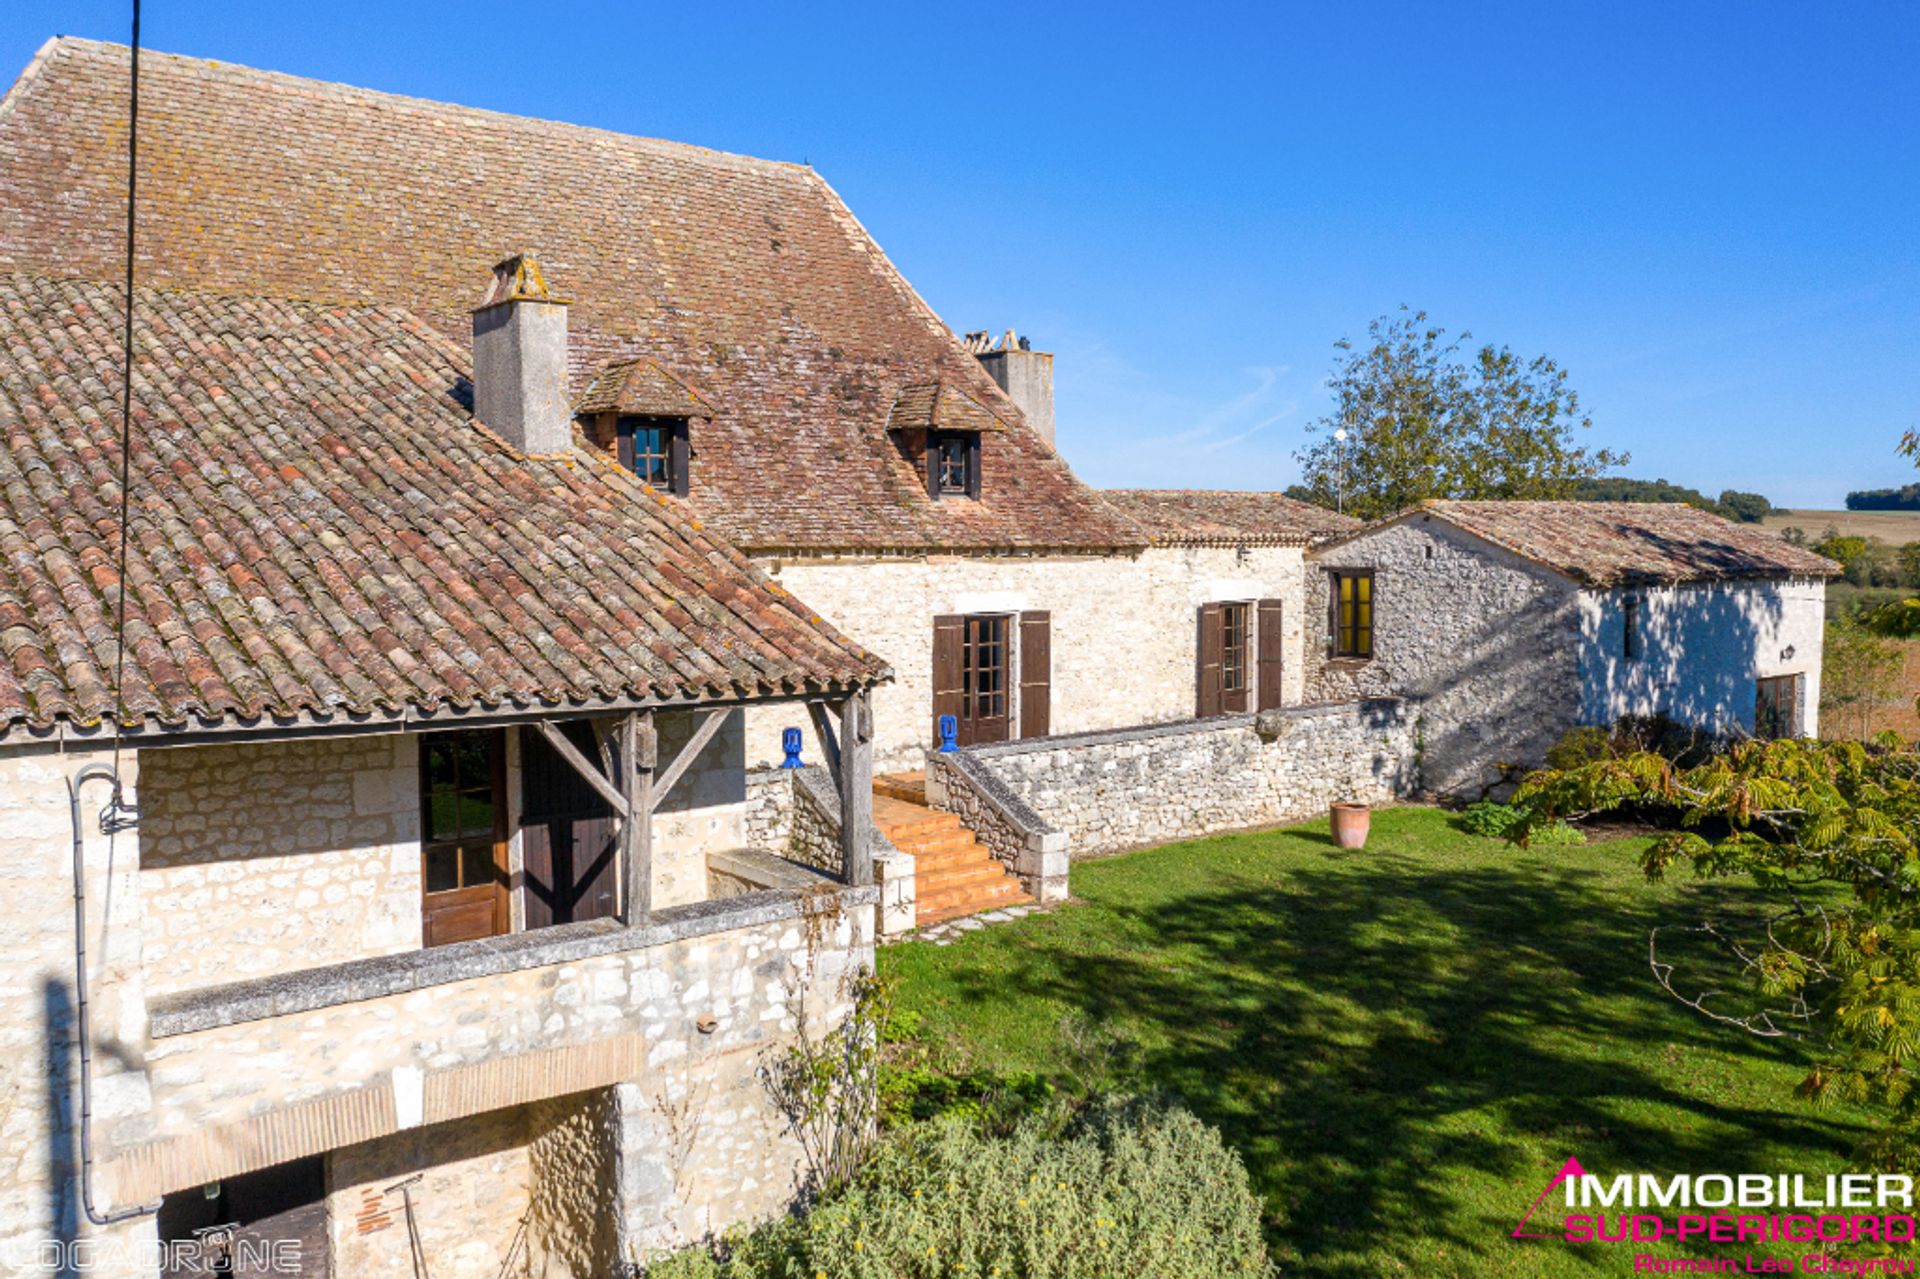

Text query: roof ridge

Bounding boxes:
[45,36,811,178]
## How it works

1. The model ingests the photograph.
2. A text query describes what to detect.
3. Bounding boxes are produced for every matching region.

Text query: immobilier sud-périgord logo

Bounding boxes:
[1511,1157,1920,1274]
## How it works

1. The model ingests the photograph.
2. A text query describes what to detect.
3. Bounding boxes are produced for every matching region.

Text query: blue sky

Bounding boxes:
[4,2,1914,509]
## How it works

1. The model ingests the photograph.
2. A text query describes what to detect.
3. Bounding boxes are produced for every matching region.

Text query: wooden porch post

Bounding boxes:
[837,690,875,887]
[624,711,656,923]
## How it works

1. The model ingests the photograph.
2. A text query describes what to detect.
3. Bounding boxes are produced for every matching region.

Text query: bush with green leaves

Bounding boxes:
[1456,800,1583,845]
[644,1098,1274,1278]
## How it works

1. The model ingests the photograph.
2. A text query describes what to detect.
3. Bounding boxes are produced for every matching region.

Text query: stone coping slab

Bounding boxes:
[958,698,1406,759]
[707,847,842,891]
[148,883,878,1039]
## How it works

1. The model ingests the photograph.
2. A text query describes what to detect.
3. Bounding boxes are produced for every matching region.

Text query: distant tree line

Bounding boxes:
[1569,477,1773,523]
[1845,484,1920,511]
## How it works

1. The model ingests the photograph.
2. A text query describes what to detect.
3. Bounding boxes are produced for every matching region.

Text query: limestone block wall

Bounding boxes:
[744,546,1310,770]
[957,702,1413,858]
[326,1103,535,1279]
[1579,578,1828,737]
[1306,518,1582,796]
[922,751,1068,903]
[137,734,421,997]
[652,710,751,909]
[528,1090,619,1278]
[0,743,159,1265]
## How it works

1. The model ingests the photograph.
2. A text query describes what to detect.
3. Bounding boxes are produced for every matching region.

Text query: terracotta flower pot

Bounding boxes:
[1330,801,1372,850]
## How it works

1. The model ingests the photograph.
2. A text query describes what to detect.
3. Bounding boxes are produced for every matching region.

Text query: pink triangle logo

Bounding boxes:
[1512,1157,1586,1240]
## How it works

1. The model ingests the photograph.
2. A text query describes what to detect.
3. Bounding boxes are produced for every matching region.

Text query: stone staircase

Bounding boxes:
[873,771,1032,927]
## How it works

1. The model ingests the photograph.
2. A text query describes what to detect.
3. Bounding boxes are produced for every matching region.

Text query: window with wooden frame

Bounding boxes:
[1755,673,1803,740]
[927,430,981,500]
[1329,570,1374,660]
[1622,596,1641,660]
[1197,600,1281,717]
[616,415,690,496]
[1220,602,1250,696]
[419,730,509,947]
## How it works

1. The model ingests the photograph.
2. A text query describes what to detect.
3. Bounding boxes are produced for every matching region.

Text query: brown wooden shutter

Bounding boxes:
[965,433,983,500]
[1256,598,1285,711]
[932,614,964,745]
[669,421,691,497]
[1019,611,1050,739]
[925,432,942,499]
[1326,572,1341,657]
[614,416,635,473]
[1196,603,1224,718]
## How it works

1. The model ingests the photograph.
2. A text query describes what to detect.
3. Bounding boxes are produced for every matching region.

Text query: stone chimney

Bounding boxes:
[969,328,1054,448]
[471,254,572,454]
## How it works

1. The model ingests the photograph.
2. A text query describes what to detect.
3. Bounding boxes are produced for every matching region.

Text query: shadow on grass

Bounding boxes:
[915,835,1865,1276]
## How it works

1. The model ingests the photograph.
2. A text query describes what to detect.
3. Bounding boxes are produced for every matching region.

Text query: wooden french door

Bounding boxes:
[519,722,620,929]
[419,730,509,948]
[934,614,1011,746]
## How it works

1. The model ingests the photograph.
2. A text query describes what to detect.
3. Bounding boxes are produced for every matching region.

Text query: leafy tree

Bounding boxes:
[1718,489,1774,523]
[1821,621,1906,741]
[1293,308,1627,519]
[1847,483,1920,512]
[1516,737,1920,1165]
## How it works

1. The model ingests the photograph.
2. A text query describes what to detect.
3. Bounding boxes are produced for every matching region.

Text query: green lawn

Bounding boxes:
[880,806,1872,1278]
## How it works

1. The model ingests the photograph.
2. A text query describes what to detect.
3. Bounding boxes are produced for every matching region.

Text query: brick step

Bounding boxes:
[918,886,1034,927]
[909,849,1003,877]
[889,829,981,858]
[918,861,1016,894]
[873,771,928,805]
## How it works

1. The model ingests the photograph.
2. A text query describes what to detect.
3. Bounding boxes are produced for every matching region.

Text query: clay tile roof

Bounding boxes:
[1322,500,1841,587]
[0,38,1142,554]
[0,272,887,740]
[1102,490,1360,547]
[884,382,1006,434]
[576,360,716,418]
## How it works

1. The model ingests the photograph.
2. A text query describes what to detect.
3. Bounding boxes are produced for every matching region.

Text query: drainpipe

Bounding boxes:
[67,763,161,1225]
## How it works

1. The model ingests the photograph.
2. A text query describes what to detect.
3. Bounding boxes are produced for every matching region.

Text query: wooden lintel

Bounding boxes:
[532,720,631,820]
[650,708,727,813]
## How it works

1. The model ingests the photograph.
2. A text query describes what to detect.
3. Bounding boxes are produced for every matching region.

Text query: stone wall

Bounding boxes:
[1306,517,1582,797]
[326,1103,534,1279]
[922,750,1068,903]
[743,545,1311,769]
[742,767,796,854]
[652,710,751,910]
[0,743,159,1267]
[137,734,421,997]
[953,702,1414,858]
[0,727,876,1276]
[1579,578,1829,737]
[528,1090,619,1278]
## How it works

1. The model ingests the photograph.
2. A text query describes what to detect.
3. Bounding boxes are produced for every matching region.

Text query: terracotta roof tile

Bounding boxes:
[0,272,886,739]
[0,39,1141,554]
[884,382,1006,434]
[1102,489,1359,546]
[1320,500,1841,587]
[575,359,715,418]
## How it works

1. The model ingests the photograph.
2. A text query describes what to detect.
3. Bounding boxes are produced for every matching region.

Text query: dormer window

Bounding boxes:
[931,430,980,499]
[574,359,714,498]
[885,382,1003,504]
[616,415,689,497]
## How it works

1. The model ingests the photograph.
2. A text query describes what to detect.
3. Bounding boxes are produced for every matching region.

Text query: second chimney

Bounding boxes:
[972,329,1055,449]
[471,254,572,454]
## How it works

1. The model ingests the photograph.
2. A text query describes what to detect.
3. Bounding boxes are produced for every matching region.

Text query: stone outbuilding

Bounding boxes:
[1303,501,1840,795]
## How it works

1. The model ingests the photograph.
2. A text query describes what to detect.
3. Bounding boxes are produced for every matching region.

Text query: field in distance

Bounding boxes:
[1761,508,1920,542]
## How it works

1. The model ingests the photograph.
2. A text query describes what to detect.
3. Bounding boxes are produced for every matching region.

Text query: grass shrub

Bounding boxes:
[646,1098,1273,1278]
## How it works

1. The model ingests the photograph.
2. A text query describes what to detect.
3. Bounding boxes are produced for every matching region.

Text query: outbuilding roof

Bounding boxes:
[0,272,886,740]
[1102,490,1360,547]
[0,38,1142,555]
[1315,500,1840,587]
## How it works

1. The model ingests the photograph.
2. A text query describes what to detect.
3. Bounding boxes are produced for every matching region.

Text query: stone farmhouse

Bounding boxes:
[0,35,1843,1278]
[0,263,894,1271]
